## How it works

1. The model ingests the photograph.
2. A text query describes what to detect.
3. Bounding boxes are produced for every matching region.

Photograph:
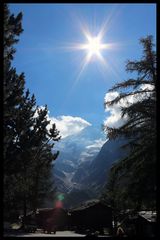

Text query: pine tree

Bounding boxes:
[23,104,60,213]
[3,4,61,220]
[104,36,156,210]
[3,3,24,169]
[3,3,25,220]
[13,99,60,217]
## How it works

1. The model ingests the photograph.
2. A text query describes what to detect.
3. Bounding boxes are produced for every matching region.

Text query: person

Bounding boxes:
[116,225,125,237]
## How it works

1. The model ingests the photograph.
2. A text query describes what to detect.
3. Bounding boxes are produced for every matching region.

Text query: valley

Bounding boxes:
[53,126,129,208]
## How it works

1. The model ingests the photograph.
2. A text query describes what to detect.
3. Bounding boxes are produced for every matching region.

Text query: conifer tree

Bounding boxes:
[3,3,25,219]
[104,36,156,210]
[3,4,60,220]
[4,3,24,170]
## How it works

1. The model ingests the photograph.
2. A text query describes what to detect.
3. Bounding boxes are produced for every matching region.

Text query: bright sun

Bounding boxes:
[62,18,119,85]
[59,9,122,89]
[85,36,102,56]
[77,31,110,64]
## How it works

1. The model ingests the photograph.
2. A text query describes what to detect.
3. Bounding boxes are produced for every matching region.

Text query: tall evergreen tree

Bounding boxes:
[3,4,61,221]
[3,3,25,220]
[4,3,24,170]
[103,36,156,210]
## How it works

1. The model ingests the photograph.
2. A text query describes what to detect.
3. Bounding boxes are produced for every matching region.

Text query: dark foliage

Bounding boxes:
[3,4,61,221]
[103,36,156,211]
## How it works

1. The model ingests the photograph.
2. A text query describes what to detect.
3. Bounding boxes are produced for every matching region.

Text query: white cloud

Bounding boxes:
[86,138,107,150]
[104,84,154,129]
[79,138,107,163]
[34,107,91,139]
[104,91,129,128]
[104,91,119,103]
[49,115,91,139]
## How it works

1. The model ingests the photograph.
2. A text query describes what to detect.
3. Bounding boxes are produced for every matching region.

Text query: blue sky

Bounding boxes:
[9,3,156,138]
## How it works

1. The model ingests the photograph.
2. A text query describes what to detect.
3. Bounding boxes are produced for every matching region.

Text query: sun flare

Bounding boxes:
[84,36,104,57]
[61,13,121,87]
[76,31,110,64]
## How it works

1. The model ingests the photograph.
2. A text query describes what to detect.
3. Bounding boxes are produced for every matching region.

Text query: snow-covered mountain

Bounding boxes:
[52,125,129,208]
[74,136,129,193]
[53,125,106,173]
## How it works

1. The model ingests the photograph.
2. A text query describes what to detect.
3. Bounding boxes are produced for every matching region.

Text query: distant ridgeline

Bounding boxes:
[52,136,129,209]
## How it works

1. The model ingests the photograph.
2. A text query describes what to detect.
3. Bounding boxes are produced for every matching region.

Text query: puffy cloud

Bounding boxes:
[104,91,128,128]
[104,83,154,129]
[86,138,107,150]
[34,107,91,139]
[104,91,119,103]
[79,138,107,163]
[49,115,91,139]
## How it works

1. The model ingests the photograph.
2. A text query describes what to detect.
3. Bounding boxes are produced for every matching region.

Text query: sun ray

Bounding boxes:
[56,8,125,112]
[59,51,92,111]
[58,8,123,89]
[71,51,92,88]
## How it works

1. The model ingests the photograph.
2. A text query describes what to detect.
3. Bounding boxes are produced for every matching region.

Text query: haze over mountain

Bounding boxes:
[52,125,128,208]
[54,125,106,173]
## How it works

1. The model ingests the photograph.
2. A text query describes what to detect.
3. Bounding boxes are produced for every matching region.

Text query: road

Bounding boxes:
[4,230,86,237]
